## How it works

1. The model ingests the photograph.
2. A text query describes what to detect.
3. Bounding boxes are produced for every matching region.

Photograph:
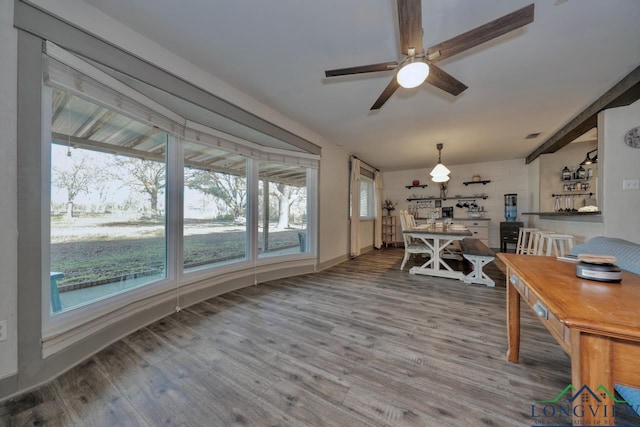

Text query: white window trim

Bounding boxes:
[185,120,319,167]
[359,177,376,220]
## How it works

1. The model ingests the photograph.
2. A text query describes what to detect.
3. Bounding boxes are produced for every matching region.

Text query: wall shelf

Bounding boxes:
[405,184,428,189]
[407,195,488,202]
[551,192,594,198]
[463,180,491,186]
[562,178,592,183]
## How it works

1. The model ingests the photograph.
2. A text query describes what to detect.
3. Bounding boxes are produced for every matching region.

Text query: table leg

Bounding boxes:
[408,235,466,280]
[570,331,614,426]
[507,279,520,363]
[432,238,442,271]
[463,256,496,287]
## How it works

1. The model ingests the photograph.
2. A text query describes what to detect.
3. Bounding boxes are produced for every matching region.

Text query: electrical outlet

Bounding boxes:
[623,179,639,190]
[0,320,7,342]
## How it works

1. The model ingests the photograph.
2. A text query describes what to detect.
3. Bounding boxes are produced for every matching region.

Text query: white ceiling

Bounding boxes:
[81,0,640,171]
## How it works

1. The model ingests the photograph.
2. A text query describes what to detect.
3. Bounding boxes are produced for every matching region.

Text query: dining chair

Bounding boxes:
[399,211,432,270]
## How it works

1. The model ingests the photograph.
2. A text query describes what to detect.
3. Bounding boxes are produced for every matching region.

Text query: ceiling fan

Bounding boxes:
[324,1,534,110]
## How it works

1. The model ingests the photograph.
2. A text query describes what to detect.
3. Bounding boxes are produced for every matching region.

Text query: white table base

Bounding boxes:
[408,237,466,280]
[462,253,496,287]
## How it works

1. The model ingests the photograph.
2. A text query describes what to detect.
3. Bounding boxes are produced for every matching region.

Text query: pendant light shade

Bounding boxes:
[430,143,450,183]
[430,163,451,177]
[431,174,450,183]
[397,60,430,89]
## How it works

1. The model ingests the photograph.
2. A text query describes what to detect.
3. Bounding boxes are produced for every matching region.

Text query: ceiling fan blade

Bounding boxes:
[426,63,468,96]
[371,77,400,110]
[427,3,534,63]
[325,62,398,77]
[397,0,423,55]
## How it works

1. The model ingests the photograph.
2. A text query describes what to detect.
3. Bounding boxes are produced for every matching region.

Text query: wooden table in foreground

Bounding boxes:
[498,253,640,426]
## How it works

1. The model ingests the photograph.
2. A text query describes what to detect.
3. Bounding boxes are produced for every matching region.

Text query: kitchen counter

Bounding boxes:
[522,211,602,222]
[452,217,490,221]
[522,211,601,216]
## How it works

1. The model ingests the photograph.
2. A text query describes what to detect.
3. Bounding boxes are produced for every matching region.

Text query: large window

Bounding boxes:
[43,46,318,322]
[258,161,309,257]
[49,88,167,313]
[359,178,375,219]
[183,141,247,271]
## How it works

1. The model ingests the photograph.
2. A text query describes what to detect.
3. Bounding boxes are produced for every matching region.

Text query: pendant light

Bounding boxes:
[580,148,598,165]
[430,143,450,182]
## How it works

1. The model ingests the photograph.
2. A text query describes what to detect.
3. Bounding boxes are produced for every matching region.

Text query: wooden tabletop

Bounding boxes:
[498,253,640,340]
[403,226,472,237]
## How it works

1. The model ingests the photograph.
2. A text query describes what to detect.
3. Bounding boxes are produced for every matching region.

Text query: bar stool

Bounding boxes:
[542,234,574,257]
[516,228,538,254]
[529,230,553,255]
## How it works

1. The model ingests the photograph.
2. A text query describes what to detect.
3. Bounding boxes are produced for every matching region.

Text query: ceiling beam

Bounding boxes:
[526,64,640,164]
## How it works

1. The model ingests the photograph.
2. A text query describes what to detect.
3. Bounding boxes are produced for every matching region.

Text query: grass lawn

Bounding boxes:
[51,217,301,287]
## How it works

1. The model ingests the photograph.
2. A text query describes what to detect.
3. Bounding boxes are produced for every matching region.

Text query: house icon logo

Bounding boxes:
[536,384,627,405]
[530,384,638,426]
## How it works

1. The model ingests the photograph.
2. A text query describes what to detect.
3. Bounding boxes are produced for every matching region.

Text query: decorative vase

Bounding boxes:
[439,184,448,199]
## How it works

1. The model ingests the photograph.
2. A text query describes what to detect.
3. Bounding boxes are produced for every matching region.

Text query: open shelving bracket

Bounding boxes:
[551,192,594,198]
[463,180,491,186]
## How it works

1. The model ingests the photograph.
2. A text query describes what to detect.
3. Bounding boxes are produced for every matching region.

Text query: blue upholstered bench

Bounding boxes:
[571,237,640,414]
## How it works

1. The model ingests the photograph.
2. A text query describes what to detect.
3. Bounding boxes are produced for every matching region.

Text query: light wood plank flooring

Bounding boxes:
[1,249,577,426]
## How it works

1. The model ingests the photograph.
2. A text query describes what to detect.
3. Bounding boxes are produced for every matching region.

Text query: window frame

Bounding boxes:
[42,84,179,337]
[40,45,319,346]
[359,177,375,220]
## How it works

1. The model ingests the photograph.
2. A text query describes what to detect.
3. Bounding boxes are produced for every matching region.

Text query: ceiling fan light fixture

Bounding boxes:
[396,60,430,89]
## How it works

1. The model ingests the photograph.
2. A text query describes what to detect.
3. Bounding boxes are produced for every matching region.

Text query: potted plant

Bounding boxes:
[383,199,397,215]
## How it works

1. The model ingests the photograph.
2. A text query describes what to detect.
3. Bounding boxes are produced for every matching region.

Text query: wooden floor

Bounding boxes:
[1,248,576,426]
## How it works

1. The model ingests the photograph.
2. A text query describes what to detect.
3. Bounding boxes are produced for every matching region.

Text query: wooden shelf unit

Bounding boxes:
[382,215,397,247]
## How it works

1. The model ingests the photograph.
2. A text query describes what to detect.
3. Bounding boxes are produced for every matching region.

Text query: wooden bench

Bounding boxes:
[460,238,496,287]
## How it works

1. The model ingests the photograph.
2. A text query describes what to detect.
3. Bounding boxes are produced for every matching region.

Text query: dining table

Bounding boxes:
[403,225,472,280]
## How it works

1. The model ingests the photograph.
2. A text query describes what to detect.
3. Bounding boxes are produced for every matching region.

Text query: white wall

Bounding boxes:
[359,220,375,251]
[318,143,350,265]
[0,0,18,379]
[601,101,640,243]
[383,158,529,248]
[526,157,541,222]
